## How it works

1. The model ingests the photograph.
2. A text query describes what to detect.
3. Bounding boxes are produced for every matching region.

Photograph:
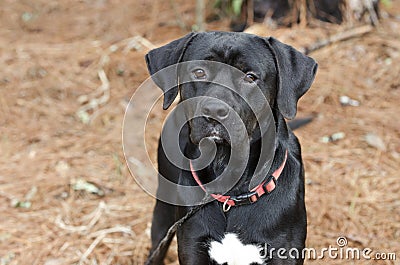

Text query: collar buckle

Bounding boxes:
[262,175,277,194]
[230,191,259,206]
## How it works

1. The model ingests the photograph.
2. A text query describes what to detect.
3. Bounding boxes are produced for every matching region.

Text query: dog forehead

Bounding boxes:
[184,32,271,67]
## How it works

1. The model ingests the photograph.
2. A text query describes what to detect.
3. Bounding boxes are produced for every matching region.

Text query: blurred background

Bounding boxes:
[0,0,399,264]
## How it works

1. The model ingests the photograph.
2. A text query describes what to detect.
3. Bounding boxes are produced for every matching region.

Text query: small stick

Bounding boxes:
[302,25,373,54]
[366,0,379,26]
[196,0,206,32]
[247,0,254,27]
[299,0,308,28]
[79,233,106,264]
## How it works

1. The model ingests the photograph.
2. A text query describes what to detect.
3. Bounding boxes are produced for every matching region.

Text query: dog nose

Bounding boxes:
[202,102,229,120]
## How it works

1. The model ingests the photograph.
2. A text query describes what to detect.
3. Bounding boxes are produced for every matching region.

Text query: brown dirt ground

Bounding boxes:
[0,1,399,264]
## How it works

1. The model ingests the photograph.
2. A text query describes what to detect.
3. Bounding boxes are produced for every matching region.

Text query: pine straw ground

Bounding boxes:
[0,1,399,265]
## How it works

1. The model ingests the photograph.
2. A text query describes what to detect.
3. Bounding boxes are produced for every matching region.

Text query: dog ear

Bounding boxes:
[265,37,318,119]
[145,32,197,110]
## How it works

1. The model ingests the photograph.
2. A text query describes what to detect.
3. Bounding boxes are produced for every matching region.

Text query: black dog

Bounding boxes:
[145,32,317,264]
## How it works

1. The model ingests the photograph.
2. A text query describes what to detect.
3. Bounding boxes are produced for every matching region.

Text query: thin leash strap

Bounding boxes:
[145,197,209,265]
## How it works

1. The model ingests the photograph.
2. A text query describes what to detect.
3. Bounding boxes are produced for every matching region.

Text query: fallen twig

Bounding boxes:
[88,225,134,238]
[79,233,106,264]
[79,226,134,264]
[55,201,106,233]
[76,36,155,124]
[302,25,373,54]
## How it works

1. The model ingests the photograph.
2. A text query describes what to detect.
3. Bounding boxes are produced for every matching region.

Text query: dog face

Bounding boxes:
[146,32,317,146]
[178,33,278,145]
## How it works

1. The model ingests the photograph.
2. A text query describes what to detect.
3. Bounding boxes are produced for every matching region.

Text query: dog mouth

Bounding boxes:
[205,131,224,144]
[192,130,227,145]
[189,118,229,145]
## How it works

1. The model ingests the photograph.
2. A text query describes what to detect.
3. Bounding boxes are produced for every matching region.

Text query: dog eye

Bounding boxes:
[244,73,257,83]
[193,69,206,79]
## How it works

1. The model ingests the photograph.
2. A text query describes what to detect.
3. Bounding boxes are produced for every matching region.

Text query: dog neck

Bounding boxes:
[189,114,290,194]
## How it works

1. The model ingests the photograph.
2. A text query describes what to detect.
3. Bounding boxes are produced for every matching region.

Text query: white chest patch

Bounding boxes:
[208,233,264,265]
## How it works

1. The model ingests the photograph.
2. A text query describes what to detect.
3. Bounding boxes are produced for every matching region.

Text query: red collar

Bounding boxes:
[189,150,288,212]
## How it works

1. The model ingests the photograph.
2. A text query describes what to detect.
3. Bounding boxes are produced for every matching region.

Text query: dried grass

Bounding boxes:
[0,1,399,264]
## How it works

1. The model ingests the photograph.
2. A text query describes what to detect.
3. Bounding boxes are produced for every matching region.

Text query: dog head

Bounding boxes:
[146,32,317,146]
